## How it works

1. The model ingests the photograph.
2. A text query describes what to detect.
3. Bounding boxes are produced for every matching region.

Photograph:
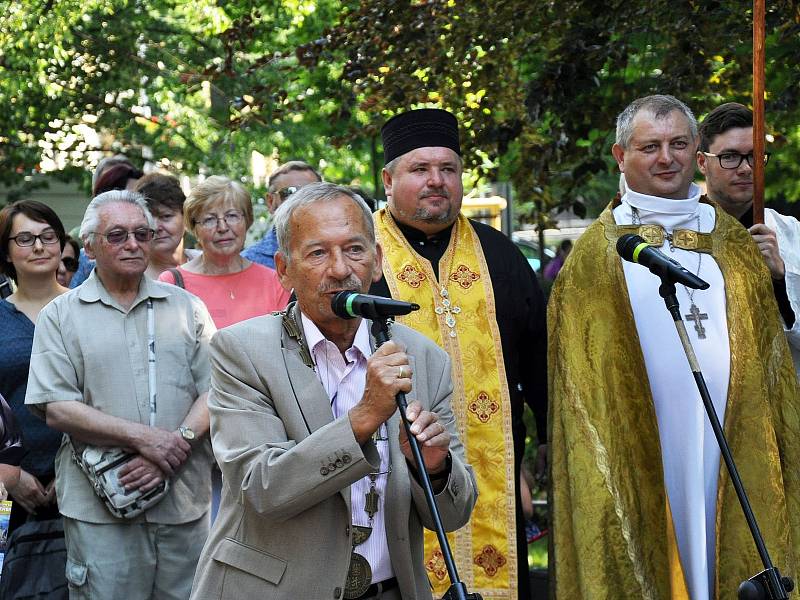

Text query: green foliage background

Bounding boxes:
[2,0,800,220]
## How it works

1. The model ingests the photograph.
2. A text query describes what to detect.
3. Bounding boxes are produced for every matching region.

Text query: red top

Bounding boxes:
[159,263,290,329]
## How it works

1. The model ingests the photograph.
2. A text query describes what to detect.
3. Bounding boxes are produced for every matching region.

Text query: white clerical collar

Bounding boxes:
[619,183,713,233]
[623,183,702,216]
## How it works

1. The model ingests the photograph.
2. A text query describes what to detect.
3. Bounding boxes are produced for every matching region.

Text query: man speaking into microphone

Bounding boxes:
[549,95,800,599]
[190,182,476,600]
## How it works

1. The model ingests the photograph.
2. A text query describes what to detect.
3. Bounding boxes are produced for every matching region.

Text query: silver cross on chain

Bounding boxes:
[434,288,461,338]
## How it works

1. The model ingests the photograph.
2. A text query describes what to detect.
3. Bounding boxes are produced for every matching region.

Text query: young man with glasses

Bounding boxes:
[698,102,800,378]
[25,190,217,599]
[242,160,321,269]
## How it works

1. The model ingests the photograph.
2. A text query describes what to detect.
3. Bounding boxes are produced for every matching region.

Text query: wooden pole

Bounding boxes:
[753,0,766,224]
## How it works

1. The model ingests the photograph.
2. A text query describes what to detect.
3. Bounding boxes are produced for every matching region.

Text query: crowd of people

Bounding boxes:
[0,99,797,600]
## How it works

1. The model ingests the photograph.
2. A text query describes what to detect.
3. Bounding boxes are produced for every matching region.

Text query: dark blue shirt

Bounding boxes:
[0,298,62,476]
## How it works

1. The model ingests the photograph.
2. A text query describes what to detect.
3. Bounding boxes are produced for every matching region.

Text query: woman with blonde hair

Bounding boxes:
[159,175,289,328]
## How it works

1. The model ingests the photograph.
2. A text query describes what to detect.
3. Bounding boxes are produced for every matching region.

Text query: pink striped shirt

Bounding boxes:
[301,313,395,583]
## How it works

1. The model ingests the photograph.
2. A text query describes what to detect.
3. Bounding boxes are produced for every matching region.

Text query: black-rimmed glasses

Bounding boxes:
[9,230,60,247]
[702,151,771,169]
[92,228,155,245]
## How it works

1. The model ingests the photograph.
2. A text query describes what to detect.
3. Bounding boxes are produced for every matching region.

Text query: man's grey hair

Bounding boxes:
[615,95,698,149]
[80,190,155,243]
[273,182,375,261]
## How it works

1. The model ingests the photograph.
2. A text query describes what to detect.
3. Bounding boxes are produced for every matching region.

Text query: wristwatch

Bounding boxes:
[178,425,196,441]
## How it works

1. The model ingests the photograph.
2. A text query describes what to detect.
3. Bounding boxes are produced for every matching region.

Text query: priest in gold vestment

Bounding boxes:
[549,95,800,599]
[371,109,548,600]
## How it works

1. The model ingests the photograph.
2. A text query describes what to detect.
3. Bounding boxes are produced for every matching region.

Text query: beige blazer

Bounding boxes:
[190,304,477,600]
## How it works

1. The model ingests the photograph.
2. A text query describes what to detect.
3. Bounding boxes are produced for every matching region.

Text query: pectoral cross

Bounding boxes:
[685,303,708,339]
[434,288,461,338]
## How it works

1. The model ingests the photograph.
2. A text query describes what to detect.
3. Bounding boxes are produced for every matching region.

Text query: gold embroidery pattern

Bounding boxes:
[474,545,507,577]
[671,229,699,249]
[397,264,426,288]
[449,264,480,289]
[612,223,713,252]
[468,391,499,423]
[637,224,666,246]
[472,492,507,530]
[375,209,518,597]
[469,439,505,475]
[425,548,448,581]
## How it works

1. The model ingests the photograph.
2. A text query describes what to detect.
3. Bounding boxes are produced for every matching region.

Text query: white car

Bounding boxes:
[512,236,556,274]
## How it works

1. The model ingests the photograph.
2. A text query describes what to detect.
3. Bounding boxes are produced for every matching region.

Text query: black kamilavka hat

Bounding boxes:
[381,108,461,164]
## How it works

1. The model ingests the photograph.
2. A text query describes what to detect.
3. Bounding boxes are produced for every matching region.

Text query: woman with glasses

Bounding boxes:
[0,200,68,537]
[159,175,290,328]
[56,235,80,287]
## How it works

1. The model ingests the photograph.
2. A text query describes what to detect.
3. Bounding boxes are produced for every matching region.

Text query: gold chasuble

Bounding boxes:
[549,200,800,599]
[375,209,517,599]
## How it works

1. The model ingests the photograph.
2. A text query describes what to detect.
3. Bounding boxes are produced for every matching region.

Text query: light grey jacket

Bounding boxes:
[190,305,477,600]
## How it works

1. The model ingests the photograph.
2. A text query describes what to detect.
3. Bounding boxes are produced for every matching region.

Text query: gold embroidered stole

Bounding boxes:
[375,210,517,599]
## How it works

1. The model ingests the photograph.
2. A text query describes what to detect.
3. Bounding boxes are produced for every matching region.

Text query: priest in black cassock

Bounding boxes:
[370,108,547,600]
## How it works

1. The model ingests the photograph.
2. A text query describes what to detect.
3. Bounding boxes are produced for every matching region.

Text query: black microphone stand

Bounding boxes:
[370,317,482,600]
[655,276,793,600]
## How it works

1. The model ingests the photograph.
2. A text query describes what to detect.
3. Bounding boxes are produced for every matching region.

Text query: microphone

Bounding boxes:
[616,234,710,290]
[331,291,420,320]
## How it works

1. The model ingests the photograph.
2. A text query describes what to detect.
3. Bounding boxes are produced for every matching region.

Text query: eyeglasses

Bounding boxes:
[702,151,771,170]
[194,211,245,230]
[61,256,79,272]
[92,228,155,245]
[9,230,60,247]
[276,186,301,201]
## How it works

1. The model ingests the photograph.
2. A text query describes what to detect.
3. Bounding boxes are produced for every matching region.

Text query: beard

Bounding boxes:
[414,204,456,223]
[411,188,457,224]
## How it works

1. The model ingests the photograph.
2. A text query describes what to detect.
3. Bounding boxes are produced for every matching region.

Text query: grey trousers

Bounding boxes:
[64,514,209,600]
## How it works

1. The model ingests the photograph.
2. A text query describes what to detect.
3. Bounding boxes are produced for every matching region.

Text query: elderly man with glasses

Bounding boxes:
[242,160,322,269]
[25,190,217,600]
[697,102,800,379]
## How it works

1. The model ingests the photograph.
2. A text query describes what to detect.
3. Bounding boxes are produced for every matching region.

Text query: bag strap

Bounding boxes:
[167,268,185,289]
[146,298,157,427]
